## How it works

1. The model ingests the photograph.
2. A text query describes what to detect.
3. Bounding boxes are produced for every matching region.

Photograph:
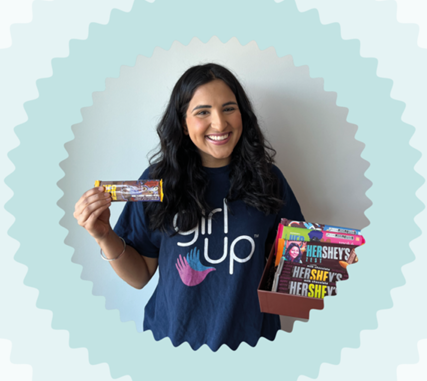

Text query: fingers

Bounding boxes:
[86,202,110,224]
[76,198,111,227]
[75,187,111,210]
[176,256,183,272]
[80,186,105,203]
[178,254,184,267]
[178,254,187,269]
[74,187,111,226]
[75,187,109,214]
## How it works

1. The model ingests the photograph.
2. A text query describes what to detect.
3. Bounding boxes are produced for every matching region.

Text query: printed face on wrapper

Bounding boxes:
[289,246,300,260]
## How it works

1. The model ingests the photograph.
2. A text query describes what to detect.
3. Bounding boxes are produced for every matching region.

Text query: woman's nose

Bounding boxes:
[211,111,227,131]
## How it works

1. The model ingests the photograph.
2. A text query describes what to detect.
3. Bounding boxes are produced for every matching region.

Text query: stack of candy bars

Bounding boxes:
[270,218,365,299]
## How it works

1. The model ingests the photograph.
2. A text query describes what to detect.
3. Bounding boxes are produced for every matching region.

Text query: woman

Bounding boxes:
[74,63,304,351]
[284,242,303,263]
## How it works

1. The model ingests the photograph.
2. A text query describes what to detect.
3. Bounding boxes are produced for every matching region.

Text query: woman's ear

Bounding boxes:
[182,120,189,135]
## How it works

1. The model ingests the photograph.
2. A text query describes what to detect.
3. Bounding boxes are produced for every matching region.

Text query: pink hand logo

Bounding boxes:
[175,254,216,286]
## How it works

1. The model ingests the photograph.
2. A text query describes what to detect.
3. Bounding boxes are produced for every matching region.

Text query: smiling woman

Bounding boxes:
[74,63,304,351]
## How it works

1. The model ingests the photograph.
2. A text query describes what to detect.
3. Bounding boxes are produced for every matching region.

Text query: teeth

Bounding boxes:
[208,133,229,141]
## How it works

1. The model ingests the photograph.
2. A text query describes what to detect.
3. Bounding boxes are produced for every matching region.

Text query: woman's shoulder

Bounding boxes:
[270,163,304,220]
[138,165,157,180]
[270,163,282,177]
[269,164,289,186]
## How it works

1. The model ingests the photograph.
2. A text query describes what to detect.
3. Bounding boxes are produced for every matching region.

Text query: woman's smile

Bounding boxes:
[206,132,232,143]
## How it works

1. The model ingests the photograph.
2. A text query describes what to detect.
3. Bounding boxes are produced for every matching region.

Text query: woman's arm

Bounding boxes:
[74,187,158,289]
[96,230,158,289]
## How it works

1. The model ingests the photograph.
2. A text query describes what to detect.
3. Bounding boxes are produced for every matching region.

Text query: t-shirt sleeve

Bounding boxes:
[113,168,160,258]
[267,165,305,245]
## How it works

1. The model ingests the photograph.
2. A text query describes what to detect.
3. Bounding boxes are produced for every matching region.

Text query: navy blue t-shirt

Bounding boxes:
[114,164,304,351]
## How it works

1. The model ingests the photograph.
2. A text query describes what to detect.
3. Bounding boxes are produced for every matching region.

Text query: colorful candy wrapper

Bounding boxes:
[94,180,163,202]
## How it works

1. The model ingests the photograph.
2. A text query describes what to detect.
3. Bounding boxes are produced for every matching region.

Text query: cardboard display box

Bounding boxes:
[257,245,324,319]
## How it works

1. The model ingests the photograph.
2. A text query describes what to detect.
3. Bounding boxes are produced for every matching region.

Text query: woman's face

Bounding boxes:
[289,246,300,260]
[184,79,243,168]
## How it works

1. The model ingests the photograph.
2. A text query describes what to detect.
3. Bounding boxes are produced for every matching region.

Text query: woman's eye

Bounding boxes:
[196,110,209,116]
[224,107,235,112]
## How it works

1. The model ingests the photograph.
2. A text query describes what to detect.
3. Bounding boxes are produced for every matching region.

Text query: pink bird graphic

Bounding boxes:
[175,254,215,287]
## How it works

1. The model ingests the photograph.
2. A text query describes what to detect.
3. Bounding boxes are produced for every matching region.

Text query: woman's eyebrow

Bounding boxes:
[192,104,211,112]
[191,101,238,112]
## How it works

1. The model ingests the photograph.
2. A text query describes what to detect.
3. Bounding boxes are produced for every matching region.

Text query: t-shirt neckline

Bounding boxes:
[202,164,230,175]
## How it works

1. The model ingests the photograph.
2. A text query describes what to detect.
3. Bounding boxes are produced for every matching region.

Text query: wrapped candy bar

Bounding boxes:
[275,225,365,253]
[94,180,163,202]
[281,218,362,235]
[275,239,358,269]
[272,250,348,298]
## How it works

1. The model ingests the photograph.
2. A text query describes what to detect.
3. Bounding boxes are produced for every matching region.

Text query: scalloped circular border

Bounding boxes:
[5,0,423,380]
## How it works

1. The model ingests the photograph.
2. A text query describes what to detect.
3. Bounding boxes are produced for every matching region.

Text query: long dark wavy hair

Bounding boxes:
[145,63,284,232]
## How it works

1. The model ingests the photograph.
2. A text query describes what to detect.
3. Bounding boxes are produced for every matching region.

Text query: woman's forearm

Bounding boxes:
[96,229,157,289]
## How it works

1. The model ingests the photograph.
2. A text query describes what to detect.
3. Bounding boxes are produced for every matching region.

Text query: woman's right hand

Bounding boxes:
[74,187,112,241]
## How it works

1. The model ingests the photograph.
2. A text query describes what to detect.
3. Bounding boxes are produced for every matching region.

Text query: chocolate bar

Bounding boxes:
[302,241,358,269]
[275,239,358,280]
[277,225,365,247]
[273,258,338,298]
[281,218,361,235]
[280,261,348,283]
[277,279,337,298]
[94,180,163,202]
[281,218,323,230]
